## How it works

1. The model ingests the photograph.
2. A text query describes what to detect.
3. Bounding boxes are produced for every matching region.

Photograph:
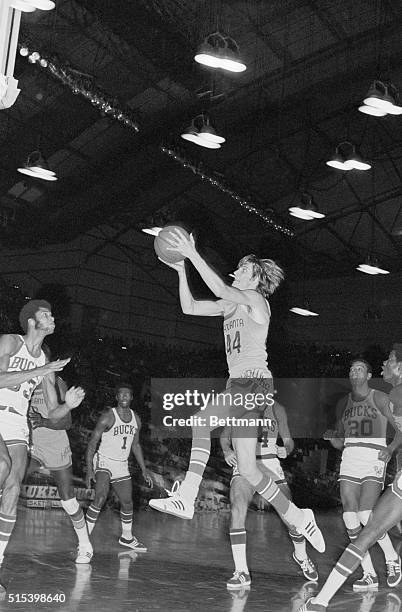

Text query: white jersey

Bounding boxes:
[223,303,269,377]
[98,408,138,461]
[0,335,45,418]
[342,389,387,450]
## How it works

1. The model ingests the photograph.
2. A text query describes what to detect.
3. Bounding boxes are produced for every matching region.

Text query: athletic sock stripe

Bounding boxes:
[191,447,210,454]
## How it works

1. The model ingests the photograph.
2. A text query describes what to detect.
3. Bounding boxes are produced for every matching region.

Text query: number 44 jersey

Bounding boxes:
[342,389,387,450]
[98,408,138,460]
[223,303,269,377]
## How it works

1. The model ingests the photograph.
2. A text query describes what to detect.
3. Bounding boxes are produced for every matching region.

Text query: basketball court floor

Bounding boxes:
[0,506,401,612]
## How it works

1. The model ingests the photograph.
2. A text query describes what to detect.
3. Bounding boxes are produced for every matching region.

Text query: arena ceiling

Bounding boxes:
[1,0,402,280]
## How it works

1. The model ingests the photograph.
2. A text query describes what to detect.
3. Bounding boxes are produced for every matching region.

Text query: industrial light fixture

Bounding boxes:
[288,193,325,221]
[359,80,402,116]
[17,150,57,181]
[10,0,55,11]
[141,227,162,236]
[356,255,389,275]
[290,304,319,316]
[194,32,246,73]
[326,141,371,171]
[181,113,224,148]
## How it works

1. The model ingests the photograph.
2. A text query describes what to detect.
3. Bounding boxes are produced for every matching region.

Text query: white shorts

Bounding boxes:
[0,412,29,447]
[93,452,130,483]
[31,428,72,471]
[232,457,286,486]
[339,445,386,485]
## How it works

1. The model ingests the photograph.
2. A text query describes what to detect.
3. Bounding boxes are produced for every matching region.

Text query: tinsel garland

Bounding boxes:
[19,43,293,236]
[160,146,294,236]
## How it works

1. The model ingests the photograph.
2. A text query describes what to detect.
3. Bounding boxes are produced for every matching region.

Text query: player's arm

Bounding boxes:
[323,396,346,449]
[374,390,402,460]
[164,230,269,314]
[162,259,227,316]
[274,401,294,457]
[131,413,152,486]
[220,426,237,467]
[41,374,85,421]
[31,412,72,431]
[85,410,114,487]
[0,335,71,388]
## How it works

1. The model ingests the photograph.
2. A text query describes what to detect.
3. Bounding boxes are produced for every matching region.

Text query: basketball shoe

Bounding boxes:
[149,481,194,519]
[226,571,251,589]
[352,573,378,591]
[297,509,325,553]
[75,544,93,564]
[292,553,319,582]
[386,556,402,588]
[118,536,147,552]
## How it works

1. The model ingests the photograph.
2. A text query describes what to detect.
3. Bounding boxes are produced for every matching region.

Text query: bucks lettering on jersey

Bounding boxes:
[223,304,269,376]
[256,404,278,460]
[342,389,387,448]
[98,408,138,461]
[0,336,45,417]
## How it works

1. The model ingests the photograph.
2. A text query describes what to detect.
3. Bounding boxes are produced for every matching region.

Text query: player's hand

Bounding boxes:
[378,448,392,462]
[30,412,45,430]
[165,229,196,259]
[276,446,287,459]
[223,449,237,467]
[157,257,185,272]
[85,468,95,489]
[142,470,153,488]
[323,429,336,440]
[65,386,85,410]
[39,358,71,376]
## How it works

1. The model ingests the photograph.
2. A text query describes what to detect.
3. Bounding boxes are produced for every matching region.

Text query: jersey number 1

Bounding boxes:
[121,436,127,450]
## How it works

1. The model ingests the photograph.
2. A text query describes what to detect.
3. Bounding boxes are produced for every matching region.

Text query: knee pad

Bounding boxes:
[61,497,80,515]
[358,510,372,526]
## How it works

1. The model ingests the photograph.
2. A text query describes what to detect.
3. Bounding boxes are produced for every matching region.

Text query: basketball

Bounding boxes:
[154,225,189,264]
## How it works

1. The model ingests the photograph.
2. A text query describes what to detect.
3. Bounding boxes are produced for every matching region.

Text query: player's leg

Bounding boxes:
[86,469,110,535]
[0,444,27,565]
[0,439,12,596]
[52,467,93,563]
[226,473,253,588]
[340,479,378,590]
[359,480,401,587]
[234,436,325,553]
[111,478,147,552]
[278,482,318,582]
[299,483,402,611]
[150,399,325,552]
[0,436,10,493]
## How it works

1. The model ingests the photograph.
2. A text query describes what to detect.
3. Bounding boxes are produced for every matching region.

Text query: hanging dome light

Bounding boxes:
[326,142,371,171]
[194,32,246,73]
[17,150,58,181]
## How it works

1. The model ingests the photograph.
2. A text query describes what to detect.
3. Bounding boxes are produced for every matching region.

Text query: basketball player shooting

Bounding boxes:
[149,228,325,553]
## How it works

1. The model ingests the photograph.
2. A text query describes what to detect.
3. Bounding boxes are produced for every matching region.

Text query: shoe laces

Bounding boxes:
[300,557,315,573]
[360,573,376,582]
[386,561,399,576]
[164,480,181,496]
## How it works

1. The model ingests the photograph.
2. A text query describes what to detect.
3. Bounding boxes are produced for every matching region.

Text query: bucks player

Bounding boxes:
[85,383,152,552]
[324,359,401,590]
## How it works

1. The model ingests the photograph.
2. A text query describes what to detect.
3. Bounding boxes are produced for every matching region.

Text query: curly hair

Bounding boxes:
[237,254,285,298]
[19,299,52,333]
